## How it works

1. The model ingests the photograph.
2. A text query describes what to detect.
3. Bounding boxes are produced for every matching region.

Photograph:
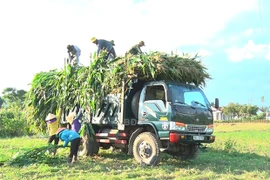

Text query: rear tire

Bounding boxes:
[133,132,161,166]
[131,91,141,119]
[78,131,99,156]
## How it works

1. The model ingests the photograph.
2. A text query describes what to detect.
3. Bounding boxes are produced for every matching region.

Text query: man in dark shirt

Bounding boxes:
[128,41,145,55]
[91,37,116,61]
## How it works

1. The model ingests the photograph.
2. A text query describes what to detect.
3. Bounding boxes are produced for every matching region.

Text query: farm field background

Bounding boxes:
[1,122,270,180]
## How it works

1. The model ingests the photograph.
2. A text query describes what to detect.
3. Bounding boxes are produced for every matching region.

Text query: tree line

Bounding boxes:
[220,102,268,120]
[0,87,268,137]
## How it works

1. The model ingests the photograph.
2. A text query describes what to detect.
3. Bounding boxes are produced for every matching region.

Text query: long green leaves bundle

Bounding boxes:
[123,52,211,87]
[26,51,211,129]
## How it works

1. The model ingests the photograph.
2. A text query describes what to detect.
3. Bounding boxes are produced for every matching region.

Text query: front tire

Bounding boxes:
[180,144,199,160]
[133,132,161,166]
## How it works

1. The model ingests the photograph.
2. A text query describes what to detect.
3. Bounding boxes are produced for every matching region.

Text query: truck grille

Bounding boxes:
[186,125,207,132]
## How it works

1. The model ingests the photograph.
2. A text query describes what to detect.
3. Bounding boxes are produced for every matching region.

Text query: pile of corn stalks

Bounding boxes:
[5,145,66,166]
[26,51,211,127]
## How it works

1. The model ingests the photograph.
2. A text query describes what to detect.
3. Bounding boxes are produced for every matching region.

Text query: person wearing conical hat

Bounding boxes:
[66,110,82,133]
[128,41,145,56]
[45,113,60,156]
[90,37,116,61]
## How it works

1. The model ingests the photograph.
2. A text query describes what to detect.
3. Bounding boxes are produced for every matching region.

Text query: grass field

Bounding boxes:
[1,123,270,180]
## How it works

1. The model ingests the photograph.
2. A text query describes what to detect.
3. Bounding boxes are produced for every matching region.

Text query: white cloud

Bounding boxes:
[225,40,270,62]
[244,28,255,36]
[266,53,270,60]
[0,0,257,93]
[243,28,264,36]
[197,49,211,58]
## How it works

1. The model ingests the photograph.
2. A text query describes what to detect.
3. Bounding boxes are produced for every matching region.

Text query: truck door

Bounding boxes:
[138,85,170,131]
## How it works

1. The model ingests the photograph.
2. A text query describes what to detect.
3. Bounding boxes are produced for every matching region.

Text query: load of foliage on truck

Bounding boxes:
[25,51,211,131]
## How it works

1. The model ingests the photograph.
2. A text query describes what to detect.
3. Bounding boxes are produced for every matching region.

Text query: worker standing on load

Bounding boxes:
[128,41,145,56]
[67,44,81,65]
[91,37,116,61]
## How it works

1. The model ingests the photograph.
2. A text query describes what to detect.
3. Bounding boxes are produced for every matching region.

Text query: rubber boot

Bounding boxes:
[52,148,57,156]
[67,157,73,165]
[73,156,78,163]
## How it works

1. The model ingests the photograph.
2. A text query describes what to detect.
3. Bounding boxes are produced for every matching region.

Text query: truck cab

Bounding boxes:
[88,80,218,165]
[138,81,215,143]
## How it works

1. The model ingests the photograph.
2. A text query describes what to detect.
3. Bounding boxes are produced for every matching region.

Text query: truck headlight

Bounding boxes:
[170,122,186,131]
[206,124,214,133]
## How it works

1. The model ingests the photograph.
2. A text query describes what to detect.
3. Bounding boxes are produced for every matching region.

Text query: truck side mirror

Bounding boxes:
[214,98,219,109]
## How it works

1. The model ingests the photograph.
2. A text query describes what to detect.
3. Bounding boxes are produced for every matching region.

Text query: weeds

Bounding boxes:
[223,139,237,153]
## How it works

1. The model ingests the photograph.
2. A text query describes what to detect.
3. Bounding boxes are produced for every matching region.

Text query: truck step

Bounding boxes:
[96,129,128,139]
[96,139,127,144]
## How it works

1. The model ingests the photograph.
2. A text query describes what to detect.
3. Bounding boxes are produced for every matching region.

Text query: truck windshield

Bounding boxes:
[168,84,211,110]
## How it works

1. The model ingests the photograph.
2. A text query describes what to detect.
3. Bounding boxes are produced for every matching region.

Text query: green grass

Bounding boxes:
[1,123,270,180]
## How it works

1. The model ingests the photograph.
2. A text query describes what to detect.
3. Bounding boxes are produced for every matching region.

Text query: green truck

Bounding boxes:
[80,79,218,166]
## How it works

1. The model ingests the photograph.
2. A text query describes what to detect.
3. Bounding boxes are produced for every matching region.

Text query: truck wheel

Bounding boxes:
[180,144,199,160]
[78,132,99,157]
[133,132,161,166]
[131,91,141,119]
[120,148,128,154]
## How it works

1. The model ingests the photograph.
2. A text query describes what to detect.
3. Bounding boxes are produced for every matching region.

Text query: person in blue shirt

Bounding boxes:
[56,127,81,165]
[91,37,116,61]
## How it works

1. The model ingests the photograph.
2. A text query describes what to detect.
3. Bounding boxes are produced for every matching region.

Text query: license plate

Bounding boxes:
[193,136,204,140]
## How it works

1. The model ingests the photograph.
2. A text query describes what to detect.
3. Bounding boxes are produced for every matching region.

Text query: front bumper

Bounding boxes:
[170,132,215,144]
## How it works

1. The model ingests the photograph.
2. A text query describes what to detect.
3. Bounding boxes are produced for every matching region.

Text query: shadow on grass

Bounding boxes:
[89,147,270,176]
[4,146,270,177]
[158,147,270,175]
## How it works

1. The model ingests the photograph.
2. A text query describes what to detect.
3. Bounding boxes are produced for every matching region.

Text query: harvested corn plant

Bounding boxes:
[5,145,67,166]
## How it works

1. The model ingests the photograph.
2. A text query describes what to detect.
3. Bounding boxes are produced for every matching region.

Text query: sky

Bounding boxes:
[0,0,269,108]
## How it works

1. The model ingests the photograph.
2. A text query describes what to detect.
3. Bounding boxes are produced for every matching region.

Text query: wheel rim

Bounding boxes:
[138,141,152,159]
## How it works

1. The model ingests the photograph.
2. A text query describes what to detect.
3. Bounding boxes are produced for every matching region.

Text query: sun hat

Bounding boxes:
[56,127,66,137]
[110,40,115,46]
[45,113,57,121]
[66,112,76,124]
[91,37,97,42]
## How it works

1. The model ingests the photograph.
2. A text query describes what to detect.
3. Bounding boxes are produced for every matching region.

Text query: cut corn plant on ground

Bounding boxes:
[2,145,68,167]
[26,51,211,130]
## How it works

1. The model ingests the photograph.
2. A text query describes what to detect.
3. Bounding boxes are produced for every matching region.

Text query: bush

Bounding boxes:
[224,139,237,152]
[0,105,29,137]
